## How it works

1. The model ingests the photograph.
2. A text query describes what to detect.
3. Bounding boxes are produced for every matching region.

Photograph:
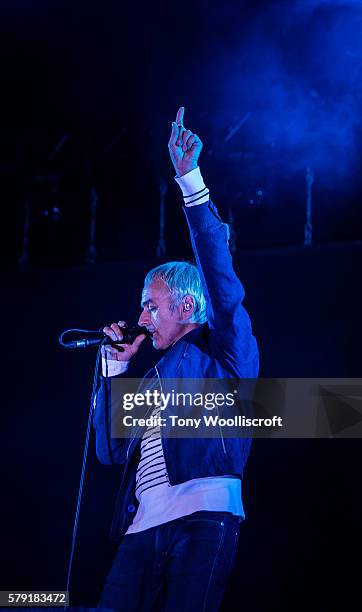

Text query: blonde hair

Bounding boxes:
[144,261,207,324]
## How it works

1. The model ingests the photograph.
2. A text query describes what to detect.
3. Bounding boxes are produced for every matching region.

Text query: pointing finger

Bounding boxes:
[175,107,185,127]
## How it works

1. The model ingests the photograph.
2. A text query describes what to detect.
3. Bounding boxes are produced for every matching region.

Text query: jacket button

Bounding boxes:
[127,504,136,513]
[183,352,189,358]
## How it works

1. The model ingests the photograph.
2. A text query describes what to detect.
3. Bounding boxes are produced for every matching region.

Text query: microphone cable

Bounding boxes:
[64,339,105,610]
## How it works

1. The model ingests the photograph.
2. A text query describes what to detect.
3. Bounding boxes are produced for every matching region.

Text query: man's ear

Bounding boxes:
[181,295,195,320]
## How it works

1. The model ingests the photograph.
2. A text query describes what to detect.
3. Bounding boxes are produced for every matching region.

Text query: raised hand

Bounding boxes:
[168,107,203,177]
[102,321,146,362]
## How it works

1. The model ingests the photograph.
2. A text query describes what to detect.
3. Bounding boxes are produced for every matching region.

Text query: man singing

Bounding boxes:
[94,107,259,611]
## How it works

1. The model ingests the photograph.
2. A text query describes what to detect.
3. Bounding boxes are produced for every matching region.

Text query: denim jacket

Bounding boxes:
[93,200,259,541]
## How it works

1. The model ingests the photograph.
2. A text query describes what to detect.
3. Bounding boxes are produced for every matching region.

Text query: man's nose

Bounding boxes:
[138,310,150,327]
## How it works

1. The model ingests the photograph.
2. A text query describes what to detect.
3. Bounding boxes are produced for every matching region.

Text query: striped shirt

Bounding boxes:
[132,372,170,501]
[135,403,169,499]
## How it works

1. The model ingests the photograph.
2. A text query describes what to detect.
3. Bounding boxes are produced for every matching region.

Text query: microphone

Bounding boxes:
[59,326,150,349]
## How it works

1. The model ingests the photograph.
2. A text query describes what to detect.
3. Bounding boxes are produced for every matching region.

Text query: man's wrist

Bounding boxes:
[102,358,129,377]
[174,167,210,206]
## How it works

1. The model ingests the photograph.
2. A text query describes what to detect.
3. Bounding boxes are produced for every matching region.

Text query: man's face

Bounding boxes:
[138,278,185,350]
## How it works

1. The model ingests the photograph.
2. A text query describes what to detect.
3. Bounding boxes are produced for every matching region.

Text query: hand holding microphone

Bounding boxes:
[102,321,147,362]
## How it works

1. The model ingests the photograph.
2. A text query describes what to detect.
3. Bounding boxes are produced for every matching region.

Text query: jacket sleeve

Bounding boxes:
[184,200,259,378]
[93,374,128,465]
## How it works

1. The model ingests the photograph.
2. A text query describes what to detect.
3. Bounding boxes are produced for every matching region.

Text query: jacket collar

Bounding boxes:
[155,325,204,376]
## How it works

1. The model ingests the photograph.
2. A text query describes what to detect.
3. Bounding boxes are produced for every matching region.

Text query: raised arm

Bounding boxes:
[168,107,259,377]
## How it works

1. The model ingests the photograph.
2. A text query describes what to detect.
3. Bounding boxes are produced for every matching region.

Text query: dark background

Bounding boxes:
[1,0,362,267]
[1,1,362,611]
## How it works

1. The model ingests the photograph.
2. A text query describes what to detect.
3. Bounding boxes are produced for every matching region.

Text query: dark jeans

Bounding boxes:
[98,510,241,612]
